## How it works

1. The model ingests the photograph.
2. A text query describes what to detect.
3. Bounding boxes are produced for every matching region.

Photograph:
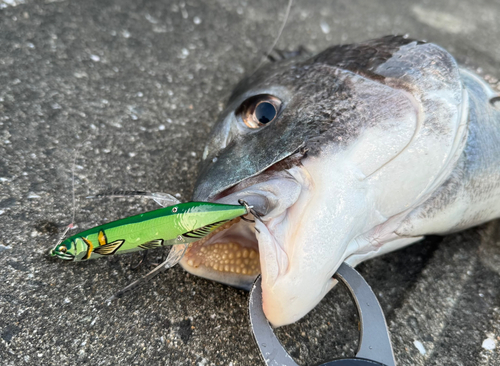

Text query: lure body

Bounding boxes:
[51,202,247,261]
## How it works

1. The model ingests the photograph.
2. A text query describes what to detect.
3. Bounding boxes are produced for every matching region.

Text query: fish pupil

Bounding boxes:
[255,102,276,124]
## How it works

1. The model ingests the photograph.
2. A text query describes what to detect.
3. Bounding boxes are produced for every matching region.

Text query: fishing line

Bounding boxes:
[52,146,80,249]
[253,0,293,72]
[86,190,181,208]
[52,137,93,251]
[70,146,77,225]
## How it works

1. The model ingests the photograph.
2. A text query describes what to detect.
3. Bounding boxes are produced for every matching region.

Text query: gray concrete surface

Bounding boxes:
[1,0,499,365]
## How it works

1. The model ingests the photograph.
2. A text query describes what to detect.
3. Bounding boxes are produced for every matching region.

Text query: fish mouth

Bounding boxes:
[181,216,261,287]
[181,149,372,327]
[181,154,359,327]
[180,162,305,290]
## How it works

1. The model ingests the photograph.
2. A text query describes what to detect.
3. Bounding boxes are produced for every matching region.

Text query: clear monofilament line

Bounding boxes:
[70,146,77,226]
[254,0,293,71]
[50,148,79,252]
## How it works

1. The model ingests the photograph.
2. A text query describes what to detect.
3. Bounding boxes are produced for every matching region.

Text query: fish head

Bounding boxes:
[180,36,467,326]
[51,238,77,261]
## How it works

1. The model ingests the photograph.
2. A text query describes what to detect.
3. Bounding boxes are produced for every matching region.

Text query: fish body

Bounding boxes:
[179,36,500,326]
[51,202,247,261]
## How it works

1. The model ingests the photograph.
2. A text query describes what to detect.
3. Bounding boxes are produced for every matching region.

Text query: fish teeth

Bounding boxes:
[185,240,260,275]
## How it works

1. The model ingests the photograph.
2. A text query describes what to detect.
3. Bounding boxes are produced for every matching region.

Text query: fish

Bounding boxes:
[177,35,500,327]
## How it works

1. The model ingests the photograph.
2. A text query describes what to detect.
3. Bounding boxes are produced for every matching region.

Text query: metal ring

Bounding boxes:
[248,263,396,366]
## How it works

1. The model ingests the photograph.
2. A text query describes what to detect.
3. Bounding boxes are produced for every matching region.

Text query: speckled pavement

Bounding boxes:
[1,0,499,365]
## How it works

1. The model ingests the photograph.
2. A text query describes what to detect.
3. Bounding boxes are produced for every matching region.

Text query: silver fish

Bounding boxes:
[178,36,500,327]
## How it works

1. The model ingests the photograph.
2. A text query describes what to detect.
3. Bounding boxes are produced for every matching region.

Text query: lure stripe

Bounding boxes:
[182,220,228,238]
[82,237,94,260]
[98,230,107,247]
[93,240,125,255]
[138,239,164,250]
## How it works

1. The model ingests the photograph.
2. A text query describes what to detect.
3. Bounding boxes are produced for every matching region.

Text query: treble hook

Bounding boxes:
[238,199,264,228]
[130,250,148,270]
[238,199,256,223]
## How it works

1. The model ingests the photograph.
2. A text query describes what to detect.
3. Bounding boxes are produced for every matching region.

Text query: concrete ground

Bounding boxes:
[1,0,499,365]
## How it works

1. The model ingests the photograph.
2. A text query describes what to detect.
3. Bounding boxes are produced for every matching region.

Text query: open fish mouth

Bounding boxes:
[180,162,305,290]
[181,156,354,328]
[182,217,261,284]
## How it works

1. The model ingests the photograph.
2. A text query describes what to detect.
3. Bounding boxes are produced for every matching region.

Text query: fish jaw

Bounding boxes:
[253,161,372,326]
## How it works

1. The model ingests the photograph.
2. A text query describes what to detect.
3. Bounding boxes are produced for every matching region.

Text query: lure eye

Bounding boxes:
[237,94,281,129]
[59,246,67,253]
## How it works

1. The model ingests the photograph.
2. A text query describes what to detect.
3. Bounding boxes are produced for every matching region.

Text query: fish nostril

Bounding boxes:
[489,96,500,110]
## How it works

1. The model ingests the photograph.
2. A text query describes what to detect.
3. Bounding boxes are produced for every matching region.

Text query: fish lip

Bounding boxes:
[214,170,303,221]
[208,153,306,211]
[193,144,306,203]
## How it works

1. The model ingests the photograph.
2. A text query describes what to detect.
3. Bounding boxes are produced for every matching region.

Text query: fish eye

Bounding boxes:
[59,246,67,253]
[237,94,281,129]
[254,101,276,124]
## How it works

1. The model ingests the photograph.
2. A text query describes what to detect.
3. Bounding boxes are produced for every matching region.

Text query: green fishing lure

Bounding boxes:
[50,202,248,261]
